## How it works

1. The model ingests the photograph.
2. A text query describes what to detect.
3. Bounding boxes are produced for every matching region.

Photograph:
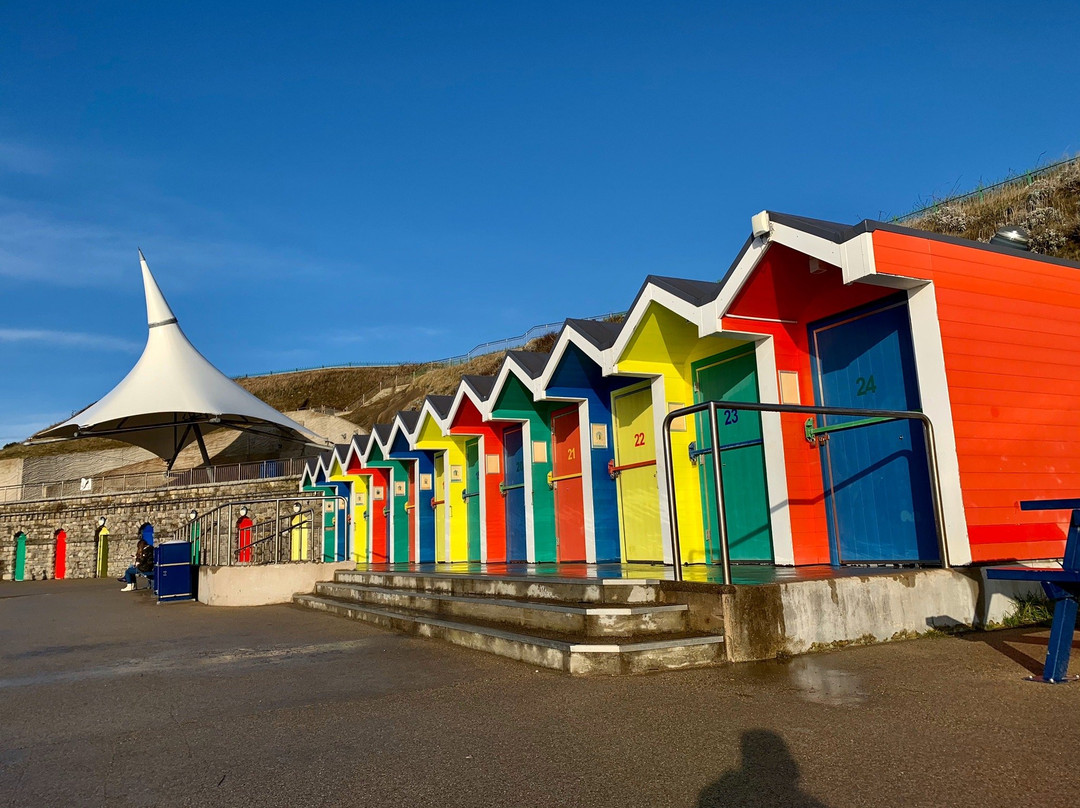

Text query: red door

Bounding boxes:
[237,516,254,563]
[370,470,389,563]
[54,529,67,579]
[551,405,586,561]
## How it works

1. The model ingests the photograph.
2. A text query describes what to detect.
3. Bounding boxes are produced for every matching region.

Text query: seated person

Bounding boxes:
[120,538,155,591]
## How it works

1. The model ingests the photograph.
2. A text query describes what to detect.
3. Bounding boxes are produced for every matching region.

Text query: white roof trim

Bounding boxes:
[535,322,617,391]
[482,354,546,421]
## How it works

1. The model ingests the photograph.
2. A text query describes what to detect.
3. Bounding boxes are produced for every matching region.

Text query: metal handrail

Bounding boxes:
[661,400,950,584]
[234,512,316,564]
[168,494,348,567]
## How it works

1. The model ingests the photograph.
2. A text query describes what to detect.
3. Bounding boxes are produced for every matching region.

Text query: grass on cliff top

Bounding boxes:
[902,156,1080,262]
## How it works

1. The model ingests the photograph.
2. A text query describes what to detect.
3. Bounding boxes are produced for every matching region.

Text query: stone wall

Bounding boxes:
[0,477,303,581]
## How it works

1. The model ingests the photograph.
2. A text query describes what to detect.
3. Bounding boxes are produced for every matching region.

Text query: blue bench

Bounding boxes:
[986,498,1080,683]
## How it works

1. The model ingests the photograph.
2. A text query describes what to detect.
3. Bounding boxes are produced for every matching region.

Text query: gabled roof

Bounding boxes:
[386,410,422,451]
[31,252,326,465]
[462,375,496,400]
[484,351,551,418]
[372,423,394,446]
[343,434,370,471]
[766,210,1080,269]
[563,318,622,351]
[536,318,624,392]
[396,410,420,433]
[506,350,549,379]
[426,395,455,419]
[446,375,496,428]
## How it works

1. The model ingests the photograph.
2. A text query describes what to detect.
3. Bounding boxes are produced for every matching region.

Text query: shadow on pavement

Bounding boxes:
[697,729,829,808]
[959,628,1079,677]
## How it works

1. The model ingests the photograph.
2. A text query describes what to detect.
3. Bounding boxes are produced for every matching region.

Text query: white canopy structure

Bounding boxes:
[32,251,328,468]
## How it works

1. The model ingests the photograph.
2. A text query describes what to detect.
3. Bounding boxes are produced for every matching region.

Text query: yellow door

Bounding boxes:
[434,453,447,562]
[291,512,310,561]
[353,487,368,563]
[612,385,663,561]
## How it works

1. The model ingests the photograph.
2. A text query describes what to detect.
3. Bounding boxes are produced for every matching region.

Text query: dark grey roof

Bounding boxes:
[352,434,370,454]
[426,395,454,419]
[507,350,550,379]
[622,274,723,324]
[563,318,622,351]
[396,411,420,432]
[462,375,496,400]
[373,423,393,444]
[648,275,723,305]
[767,210,1080,270]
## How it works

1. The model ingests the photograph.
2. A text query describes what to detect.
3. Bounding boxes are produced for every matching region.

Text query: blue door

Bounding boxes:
[810,299,938,564]
[503,426,527,562]
[140,523,154,546]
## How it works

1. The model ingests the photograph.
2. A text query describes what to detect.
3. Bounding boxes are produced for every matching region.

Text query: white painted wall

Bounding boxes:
[197,561,354,607]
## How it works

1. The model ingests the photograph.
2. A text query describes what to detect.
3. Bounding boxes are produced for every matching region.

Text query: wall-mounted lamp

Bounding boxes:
[239,506,248,518]
[97,516,107,527]
[189,509,198,522]
[751,210,771,239]
[293,502,302,514]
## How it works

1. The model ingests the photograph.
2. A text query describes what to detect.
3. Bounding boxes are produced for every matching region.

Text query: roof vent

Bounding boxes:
[989,225,1031,251]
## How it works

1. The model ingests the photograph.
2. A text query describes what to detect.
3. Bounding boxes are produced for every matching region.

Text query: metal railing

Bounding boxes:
[239,310,626,378]
[0,457,316,504]
[165,495,349,567]
[662,400,950,584]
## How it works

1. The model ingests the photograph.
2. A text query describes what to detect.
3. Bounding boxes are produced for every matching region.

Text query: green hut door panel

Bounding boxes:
[465,438,482,561]
[14,532,26,581]
[692,348,773,563]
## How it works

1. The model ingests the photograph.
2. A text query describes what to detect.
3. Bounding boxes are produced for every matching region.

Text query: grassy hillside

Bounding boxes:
[902,156,1080,261]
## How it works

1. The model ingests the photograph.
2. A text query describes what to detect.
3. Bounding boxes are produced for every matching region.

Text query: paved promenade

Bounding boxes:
[1,578,1076,807]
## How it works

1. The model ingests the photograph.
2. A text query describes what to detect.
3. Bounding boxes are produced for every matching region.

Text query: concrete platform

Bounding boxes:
[2,578,1078,807]
[333,561,1041,664]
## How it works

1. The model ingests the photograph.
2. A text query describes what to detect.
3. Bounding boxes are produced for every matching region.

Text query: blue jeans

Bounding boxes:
[123,566,142,585]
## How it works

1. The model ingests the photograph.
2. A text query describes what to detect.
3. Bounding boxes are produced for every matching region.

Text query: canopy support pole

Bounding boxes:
[193,423,211,467]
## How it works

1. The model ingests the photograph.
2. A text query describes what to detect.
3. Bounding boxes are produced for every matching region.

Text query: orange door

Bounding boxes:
[551,405,586,561]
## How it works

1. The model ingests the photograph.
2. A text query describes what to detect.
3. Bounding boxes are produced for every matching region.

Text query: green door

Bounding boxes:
[323,500,336,562]
[464,438,481,561]
[693,346,773,562]
[14,532,27,581]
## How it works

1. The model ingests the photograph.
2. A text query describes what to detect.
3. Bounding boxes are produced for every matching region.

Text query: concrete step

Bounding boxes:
[293,594,725,675]
[314,580,688,637]
[334,569,662,605]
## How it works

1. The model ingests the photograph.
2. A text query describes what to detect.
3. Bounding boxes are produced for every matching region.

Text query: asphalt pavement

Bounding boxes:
[1,577,1077,807]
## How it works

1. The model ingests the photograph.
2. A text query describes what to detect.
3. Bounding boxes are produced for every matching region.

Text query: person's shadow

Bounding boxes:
[698,730,829,808]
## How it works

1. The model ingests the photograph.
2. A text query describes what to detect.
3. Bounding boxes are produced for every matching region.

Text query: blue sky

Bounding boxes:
[2,1,1078,444]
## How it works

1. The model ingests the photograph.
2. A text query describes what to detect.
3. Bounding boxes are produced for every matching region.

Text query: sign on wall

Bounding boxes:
[486,454,501,475]
[420,474,433,491]
[394,481,406,496]
[450,465,463,482]
[590,423,608,449]
[668,402,687,432]
[532,441,548,464]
